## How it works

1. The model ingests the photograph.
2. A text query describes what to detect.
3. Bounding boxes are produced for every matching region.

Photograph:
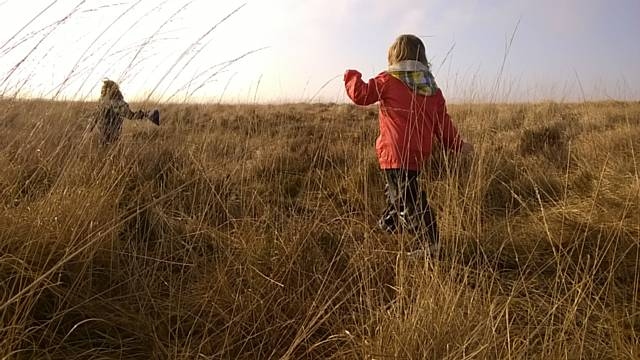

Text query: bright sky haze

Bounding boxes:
[1,0,638,103]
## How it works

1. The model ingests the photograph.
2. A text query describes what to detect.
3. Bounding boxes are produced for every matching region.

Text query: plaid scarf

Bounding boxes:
[388,60,438,96]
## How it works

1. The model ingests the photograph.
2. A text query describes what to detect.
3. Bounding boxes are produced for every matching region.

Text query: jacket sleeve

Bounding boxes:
[114,100,146,120]
[433,92,463,152]
[344,70,382,106]
[112,100,135,119]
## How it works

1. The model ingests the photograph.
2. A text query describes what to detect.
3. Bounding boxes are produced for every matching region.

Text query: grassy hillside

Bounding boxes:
[0,99,638,359]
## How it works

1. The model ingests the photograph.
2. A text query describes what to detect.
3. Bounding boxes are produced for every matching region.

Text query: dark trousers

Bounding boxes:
[378,169,439,247]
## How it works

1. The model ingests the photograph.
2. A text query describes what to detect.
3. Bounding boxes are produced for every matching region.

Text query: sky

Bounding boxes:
[0,0,638,103]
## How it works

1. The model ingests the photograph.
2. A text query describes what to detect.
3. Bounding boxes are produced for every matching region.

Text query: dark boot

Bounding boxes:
[378,204,397,233]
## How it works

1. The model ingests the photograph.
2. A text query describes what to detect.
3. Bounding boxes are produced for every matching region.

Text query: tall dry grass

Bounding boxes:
[0,99,639,359]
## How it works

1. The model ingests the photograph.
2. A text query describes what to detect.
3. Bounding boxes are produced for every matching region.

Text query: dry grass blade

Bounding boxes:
[0,3,639,358]
[1,99,637,358]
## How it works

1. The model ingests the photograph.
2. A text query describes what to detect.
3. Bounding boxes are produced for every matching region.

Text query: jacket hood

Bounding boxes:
[388,60,438,96]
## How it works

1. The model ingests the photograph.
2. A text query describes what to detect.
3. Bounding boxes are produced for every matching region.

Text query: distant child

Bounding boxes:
[344,34,473,251]
[90,79,160,144]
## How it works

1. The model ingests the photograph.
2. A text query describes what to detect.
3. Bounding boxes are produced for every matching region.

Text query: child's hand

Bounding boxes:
[461,142,474,154]
[148,109,160,126]
[344,69,362,82]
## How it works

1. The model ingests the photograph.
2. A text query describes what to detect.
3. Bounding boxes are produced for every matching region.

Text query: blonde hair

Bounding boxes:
[100,79,124,101]
[388,34,429,67]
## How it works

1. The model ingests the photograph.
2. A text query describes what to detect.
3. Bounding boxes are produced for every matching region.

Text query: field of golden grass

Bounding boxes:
[0,99,638,359]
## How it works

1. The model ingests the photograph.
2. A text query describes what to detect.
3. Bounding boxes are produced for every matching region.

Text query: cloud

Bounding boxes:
[1,0,636,102]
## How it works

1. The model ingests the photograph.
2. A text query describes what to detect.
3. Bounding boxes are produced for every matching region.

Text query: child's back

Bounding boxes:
[344,67,462,170]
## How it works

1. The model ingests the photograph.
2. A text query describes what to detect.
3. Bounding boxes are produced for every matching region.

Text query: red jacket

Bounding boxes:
[344,70,463,170]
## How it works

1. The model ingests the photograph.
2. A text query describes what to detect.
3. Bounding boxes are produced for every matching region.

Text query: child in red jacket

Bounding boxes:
[344,34,473,251]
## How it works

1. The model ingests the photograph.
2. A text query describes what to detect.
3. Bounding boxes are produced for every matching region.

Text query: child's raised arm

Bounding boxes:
[344,70,382,106]
[110,99,148,120]
[109,99,135,119]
